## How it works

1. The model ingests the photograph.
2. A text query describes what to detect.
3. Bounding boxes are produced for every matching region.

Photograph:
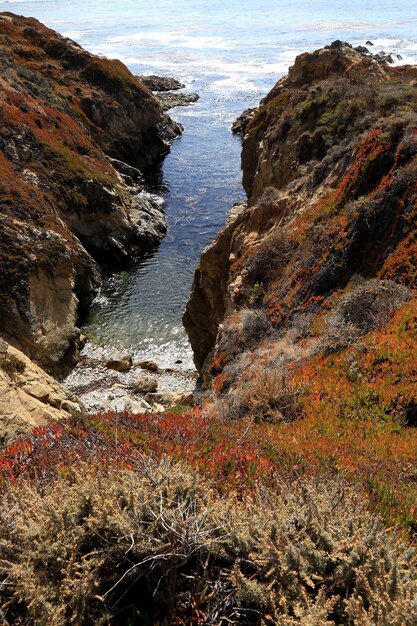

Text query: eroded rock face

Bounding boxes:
[183,203,247,372]
[184,43,417,385]
[0,342,81,443]
[0,13,181,373]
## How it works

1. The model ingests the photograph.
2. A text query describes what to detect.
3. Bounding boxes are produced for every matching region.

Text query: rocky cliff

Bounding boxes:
[0,13,181,375]
[184,42,417,406]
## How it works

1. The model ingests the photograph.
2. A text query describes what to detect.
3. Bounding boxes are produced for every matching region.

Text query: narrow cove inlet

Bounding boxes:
[3,6,417,624]
[81,88,246,370]
[62,83,257,411]
[5,0,417,411]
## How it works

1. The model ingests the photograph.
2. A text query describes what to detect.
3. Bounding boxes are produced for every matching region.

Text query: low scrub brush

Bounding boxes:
[0,459,416,625]
[323,278,411,354]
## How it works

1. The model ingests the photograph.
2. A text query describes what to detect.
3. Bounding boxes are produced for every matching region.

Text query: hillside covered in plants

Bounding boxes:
[1,31,417,625]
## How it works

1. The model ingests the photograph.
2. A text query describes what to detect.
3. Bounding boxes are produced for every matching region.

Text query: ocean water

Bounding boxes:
[2,0,417,368]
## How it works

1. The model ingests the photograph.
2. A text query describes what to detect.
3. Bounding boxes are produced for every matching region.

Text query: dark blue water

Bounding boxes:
[2,0,417,367]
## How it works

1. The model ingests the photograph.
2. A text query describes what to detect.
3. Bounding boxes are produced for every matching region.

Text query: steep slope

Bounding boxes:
[0,13,181,374]
[184,42,417,394]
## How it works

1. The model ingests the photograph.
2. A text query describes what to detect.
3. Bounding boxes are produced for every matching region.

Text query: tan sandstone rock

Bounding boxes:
[0,343,82,444]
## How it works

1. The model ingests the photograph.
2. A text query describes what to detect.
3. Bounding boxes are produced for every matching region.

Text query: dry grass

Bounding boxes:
[216,364,303,424]
[322,278,411,354]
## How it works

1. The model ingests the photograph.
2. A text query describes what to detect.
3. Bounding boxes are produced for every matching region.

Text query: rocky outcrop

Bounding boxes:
[183,203,247,371]
[184,42,417,386]
[156,91,199,111]
[137,73,199,111]
[0,340,81,443]
[231,107,256,135]
[137,75,185,91]
[0,13,181,373]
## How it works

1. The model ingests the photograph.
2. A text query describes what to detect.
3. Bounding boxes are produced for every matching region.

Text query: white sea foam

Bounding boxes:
[367,37,417,55]
[62,29,96,40]
[346,37,417,66]
[210,77,259,93]
[105,30,236,50]
[307,20,389,31]
[105,53,297,84]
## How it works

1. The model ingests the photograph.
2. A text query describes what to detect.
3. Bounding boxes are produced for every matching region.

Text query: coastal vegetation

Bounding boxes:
[1,402,417,624]
[1,19,417,626]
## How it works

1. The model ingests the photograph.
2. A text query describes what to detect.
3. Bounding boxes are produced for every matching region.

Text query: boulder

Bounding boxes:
[0,343,82,444]
[133,377,158,394]
[134,360,159,372]
[106,355,133,372]
[108,158,144,184]
[151,402,166,414]
[108,395,151,414]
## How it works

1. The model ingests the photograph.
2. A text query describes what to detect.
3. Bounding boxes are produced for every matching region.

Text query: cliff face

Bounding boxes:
[0,13,181,374]
[184,43,417,398]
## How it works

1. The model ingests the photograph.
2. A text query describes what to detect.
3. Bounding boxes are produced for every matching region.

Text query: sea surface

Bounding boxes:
[2,0,417,368]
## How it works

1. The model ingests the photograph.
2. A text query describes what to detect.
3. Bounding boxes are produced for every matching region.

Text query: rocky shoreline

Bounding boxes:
[0,14,200,441]
[63,343,196,414]
[0,14,184,377]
